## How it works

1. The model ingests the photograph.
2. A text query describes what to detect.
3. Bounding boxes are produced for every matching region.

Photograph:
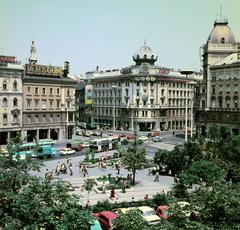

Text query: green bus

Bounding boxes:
[16,140,56,159]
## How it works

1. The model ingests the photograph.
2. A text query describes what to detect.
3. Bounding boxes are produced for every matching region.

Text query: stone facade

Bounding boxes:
[91,43,199,132]
[0,56,24,144]
[195,19,240,135]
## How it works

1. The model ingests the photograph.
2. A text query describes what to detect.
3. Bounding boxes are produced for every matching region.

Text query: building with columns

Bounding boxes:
[0,55,24,144]
[22,41,76,141]
[91,42,198,132]
[195,19,240,135]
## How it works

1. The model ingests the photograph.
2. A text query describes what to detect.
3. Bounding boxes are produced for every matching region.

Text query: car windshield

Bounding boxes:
[143,210,155,216]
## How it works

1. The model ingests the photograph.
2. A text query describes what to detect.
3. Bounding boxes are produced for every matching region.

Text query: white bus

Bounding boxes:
[89,136,119,152]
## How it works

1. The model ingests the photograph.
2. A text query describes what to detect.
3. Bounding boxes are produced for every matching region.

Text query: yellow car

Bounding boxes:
[137,206,161,225]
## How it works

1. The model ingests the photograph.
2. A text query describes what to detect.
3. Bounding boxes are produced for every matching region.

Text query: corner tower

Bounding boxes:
[202,19,238,108]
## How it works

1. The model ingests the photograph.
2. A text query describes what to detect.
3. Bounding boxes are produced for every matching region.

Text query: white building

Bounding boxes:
[0,56,24,144]
[92,42,199,132]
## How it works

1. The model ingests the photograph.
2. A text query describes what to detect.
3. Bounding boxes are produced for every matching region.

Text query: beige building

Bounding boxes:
[0,56,24,144]
[195,19,240,135]
[91,42,198,132]
[22,42,76,141]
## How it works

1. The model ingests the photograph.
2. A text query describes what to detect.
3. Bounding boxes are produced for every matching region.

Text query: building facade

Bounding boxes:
[22,42,76,141]
[195,19,240,135]
[0,56,24,144]
[92,42,198,132]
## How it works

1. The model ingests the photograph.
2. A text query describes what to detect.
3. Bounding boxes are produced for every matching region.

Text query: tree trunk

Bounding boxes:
[132,169,136,185]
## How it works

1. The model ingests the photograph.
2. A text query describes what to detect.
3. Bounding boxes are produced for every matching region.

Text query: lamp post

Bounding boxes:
[188,81,197,138]
[180,70,193,142]
[112,86,118,131]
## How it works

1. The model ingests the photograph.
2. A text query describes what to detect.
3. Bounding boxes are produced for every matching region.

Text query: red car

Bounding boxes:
[155,205,169,220]
[93,211,119,229]
[118,133,126,138]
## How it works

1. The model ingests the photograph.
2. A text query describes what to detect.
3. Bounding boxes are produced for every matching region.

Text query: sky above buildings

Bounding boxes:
[0,0,239,75]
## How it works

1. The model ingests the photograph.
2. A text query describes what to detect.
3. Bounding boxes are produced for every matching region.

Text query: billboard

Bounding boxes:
[85,84,93,105]
[25,64,63,76]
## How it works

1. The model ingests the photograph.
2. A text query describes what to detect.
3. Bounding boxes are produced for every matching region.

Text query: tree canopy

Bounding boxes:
[0,135,93,230]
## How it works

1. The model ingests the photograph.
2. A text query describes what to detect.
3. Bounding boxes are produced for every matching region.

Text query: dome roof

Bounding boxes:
[207,20,236,44]
[133,41,158,65]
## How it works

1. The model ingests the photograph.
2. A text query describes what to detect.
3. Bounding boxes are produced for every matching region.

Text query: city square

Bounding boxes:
[1,0,240,229]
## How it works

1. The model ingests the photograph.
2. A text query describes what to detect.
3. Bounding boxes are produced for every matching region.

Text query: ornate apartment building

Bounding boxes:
[91,42,199,132]
[22,41,76,141]
[0,56,24,144]
[195,19,240,135]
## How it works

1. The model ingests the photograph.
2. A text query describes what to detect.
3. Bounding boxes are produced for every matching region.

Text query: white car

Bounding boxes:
[81,142,90,148]
[138,136,149,141]
[60,148,76,156]
[137,206,161,225]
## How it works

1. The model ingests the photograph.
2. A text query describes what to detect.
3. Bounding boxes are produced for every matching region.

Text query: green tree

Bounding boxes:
[190,179,240,229]
[154,149,169,172]
[181,160,224,187]
[0,135,93,229]
[122,143,147,185]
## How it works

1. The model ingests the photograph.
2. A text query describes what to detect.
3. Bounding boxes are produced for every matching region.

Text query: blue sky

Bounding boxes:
[1,0,239,74]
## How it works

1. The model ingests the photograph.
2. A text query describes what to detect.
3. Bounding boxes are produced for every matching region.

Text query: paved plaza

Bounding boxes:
[34,150,174,206]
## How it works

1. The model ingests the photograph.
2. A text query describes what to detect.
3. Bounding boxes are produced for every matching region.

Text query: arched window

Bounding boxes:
[3,98,8,107]
[13,98,18,107]
[144,54,147,59]
[3,80,7,90]
[13,114,18,123]
[27,115,31,123]
[3,114,7,125]
[13,80,17,90]
[35,115,39,123]
[221,37,225,44]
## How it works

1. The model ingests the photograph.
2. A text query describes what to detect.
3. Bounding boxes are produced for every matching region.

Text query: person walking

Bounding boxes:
[154,171,160,182]
[69,165,73,176]
[110,187,115,199]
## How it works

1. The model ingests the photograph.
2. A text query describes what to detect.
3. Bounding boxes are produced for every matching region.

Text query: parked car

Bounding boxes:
[93,211,119,230]
[155,205,169,220]
[137,206,161,225]
[152,136,163,142]
[60,148,76,156]
[138,136,149,141]
[76,129,82,136]
[81,141,90,148]
[93,131,101,136]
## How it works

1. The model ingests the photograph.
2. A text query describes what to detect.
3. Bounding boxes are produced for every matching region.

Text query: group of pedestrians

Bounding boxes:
[55,158,73,176]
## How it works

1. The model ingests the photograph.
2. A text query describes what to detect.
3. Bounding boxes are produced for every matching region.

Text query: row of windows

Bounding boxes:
[2,97,18,107]
[27,87,62,96]
[95,81,191,89]
[2,114,19,125]
[26,99,71,110]
[26,114,60,123]
[211,97,239,108]
[2,80,18,90]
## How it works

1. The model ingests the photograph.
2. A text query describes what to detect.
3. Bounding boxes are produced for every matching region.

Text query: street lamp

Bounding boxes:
[180,70,194,142]
[111,86,118,131]
[188,81,197,138]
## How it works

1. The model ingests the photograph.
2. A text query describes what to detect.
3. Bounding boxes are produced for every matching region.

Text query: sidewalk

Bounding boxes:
[34,155,174,206]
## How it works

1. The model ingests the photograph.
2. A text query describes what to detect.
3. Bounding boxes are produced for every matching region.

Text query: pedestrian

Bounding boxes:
[45,169,49,179]
[154,171,160,182]
[66,157,69,165]
[69,165,73,176]
[144,194,149,200]
[122,180,126,193]
[69,158,72,167]
[55,162,61,175]
[102,181,106,194]
[110,187,115,199]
